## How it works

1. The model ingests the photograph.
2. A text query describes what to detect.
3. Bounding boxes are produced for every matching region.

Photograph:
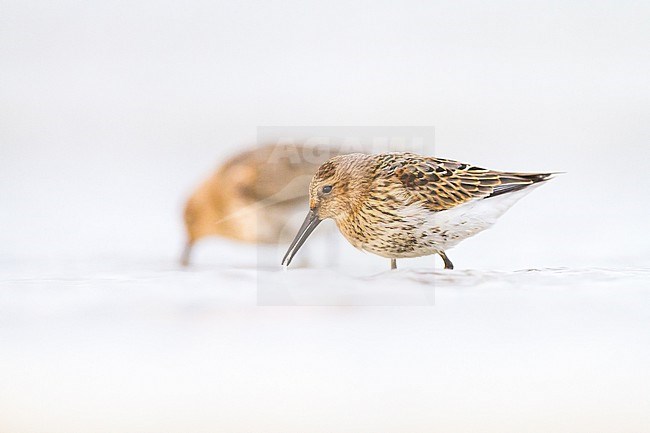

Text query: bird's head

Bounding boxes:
[308,155,359,220]
[282,153,371,267]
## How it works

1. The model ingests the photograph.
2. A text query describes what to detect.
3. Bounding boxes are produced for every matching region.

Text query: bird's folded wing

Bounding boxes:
[382,155,545,212]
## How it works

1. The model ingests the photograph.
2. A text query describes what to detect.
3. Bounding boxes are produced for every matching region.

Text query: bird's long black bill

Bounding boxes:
[282,210,322,267]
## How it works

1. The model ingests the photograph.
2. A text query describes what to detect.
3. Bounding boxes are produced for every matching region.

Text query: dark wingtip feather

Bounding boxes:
[486,172,560,199]
[521,172,563,183]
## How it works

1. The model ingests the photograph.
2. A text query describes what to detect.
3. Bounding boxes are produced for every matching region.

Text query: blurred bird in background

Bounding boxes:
[181,143,340,265]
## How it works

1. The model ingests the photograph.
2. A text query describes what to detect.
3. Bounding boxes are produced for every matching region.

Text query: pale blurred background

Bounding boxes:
[2,0,649,268]
[1,1,650,432]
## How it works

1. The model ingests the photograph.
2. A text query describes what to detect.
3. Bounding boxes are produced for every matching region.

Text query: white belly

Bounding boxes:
[400,186,540,255]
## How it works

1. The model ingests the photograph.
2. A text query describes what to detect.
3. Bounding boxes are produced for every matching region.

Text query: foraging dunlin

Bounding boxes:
[182,143,339,265]
[282,152,556,270]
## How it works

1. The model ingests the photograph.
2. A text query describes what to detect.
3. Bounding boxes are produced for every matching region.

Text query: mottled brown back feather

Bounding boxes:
[378,153,552,211]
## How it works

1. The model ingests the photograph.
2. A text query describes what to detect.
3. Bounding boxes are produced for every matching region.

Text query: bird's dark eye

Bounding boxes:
[322,185,333,194]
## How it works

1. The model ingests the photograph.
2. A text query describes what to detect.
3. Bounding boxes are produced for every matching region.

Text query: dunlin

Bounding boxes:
[282,152,557,270]
[182,143,339,265]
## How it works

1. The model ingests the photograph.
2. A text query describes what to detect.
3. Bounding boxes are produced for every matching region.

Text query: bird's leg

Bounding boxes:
[438,251,454,270]
[180,242,193,267]
[390,258,397,270]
